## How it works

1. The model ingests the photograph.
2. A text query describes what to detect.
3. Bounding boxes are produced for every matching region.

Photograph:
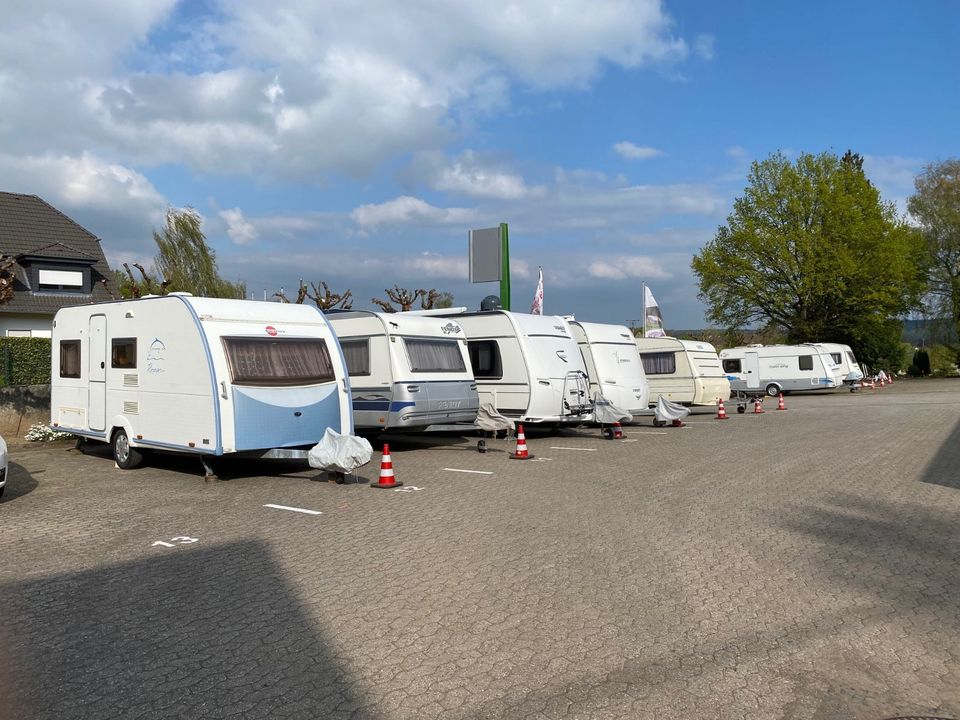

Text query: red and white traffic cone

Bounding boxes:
[715,398,729,420]
[879,376,885,388]
[371,443,403,489]
[671,419,685,427]
[753,398,765,414]
[612,421,623,439]
[777,393,787,411]
[509,424,535,460]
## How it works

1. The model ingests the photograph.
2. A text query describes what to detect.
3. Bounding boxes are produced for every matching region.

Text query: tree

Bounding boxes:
[691,151,925,367]
[0,256,17,305]
[275,280,353,310]
[371,286,451,312]
[908,159,960,343]
[153,208,246,299]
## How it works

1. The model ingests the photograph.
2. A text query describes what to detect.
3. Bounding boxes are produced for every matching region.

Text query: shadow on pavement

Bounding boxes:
[920,417,960,490]
[0,461,38,503]
[0,540,379,720]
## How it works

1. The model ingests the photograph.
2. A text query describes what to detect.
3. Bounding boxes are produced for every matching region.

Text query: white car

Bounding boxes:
[0,435,7,498]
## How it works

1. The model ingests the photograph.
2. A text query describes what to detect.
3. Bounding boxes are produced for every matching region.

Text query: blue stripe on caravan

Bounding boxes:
[173,296,224,456]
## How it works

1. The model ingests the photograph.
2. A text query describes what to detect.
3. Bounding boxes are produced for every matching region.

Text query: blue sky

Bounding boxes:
[2,1,957,328]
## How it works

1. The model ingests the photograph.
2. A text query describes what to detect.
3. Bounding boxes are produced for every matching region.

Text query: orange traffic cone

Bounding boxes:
[509,424,535,460]
[887,374,893,385]
[777,393,787,410]
[371,443,403,489]
[753,398,765,414]
[715,398,729,420]
[879,376,885,388]
[612,421,623,439]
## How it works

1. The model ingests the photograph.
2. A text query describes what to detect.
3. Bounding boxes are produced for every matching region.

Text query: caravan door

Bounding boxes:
[744,351,760,390]
[88,314,107,431]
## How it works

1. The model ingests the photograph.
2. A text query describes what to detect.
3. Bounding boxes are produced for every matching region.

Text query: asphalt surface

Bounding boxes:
[1,379,959,720]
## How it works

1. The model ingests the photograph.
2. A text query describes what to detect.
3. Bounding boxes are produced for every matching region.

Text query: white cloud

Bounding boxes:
[350,196,479,229]
[588,255,671,281]
[693,34,716,61]
[409,150,538,200]
[219,208,258,245]
[404,252,468,278]
[726,146,749,160]
[0,0,695,182]
[613,141,664,160]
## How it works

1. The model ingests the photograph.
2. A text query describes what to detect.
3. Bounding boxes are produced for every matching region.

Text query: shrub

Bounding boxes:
[24,422,73,442]
[0,337,51,386]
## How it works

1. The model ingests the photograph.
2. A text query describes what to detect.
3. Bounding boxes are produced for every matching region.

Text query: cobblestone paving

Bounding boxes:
[1,379,959,719]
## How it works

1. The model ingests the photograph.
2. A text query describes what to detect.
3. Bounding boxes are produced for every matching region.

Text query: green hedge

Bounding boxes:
[0,337,51,386]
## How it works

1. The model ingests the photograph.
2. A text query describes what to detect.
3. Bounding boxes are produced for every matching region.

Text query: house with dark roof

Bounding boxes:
[0,192,117,337]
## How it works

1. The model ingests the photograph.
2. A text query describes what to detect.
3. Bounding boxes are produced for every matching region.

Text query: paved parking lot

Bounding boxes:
[1,379,959,720]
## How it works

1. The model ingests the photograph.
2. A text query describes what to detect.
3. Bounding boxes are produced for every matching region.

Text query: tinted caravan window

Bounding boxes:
[798,355,813,371]
[340,339,370,376]
[722,358,741,373]
[223,337,335,386]
[468,340,502,379]
[403,338,466,373]
[111,338,137,368]
[60,340,81,378]
[640,352,676,375]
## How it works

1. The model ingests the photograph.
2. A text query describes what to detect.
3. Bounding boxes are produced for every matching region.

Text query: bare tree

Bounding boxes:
[372,286,423,312]
[120,262,171,299]
[276,280,353,309]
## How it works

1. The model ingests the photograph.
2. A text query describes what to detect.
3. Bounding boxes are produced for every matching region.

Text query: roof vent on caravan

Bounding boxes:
[480,295,502,311]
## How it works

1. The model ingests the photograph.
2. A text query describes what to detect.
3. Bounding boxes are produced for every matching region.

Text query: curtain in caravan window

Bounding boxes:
[223,337,335,386]
[798,355,813,371]
[60,340,81,378]
[340,339,370,376]
[403,338,466,372]
[640,352,676,375]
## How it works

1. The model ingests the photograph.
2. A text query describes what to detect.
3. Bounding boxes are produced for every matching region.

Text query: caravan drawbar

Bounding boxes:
[50,295,353,470]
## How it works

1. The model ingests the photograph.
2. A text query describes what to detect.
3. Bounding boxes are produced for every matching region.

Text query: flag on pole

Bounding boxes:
[530,267,544,315]
[643,285,666,337]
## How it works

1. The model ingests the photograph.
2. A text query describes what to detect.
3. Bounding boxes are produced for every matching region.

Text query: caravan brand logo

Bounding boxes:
[440,322,461,335]
[265,326,278,336]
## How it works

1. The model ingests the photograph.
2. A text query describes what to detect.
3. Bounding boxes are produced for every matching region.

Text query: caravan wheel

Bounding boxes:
[112,428,144,470]
[765,384,781,397]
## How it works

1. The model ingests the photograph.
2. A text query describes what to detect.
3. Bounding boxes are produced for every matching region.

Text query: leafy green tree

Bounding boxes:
[692,151,925,367]
[908,158,960,342]
[153,208,246,299]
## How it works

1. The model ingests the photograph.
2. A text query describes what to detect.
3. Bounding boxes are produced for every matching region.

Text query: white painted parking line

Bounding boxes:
[263,504,322,515]
[444,468,494,475]
[633,432,668,435]
[549,446,597,451]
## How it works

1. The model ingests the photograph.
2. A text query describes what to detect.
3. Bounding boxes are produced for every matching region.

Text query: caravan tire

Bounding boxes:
[112,429,143,470]
[765,384,781,397]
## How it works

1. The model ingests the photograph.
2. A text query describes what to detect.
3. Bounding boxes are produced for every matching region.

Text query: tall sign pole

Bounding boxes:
[499,223,511,310]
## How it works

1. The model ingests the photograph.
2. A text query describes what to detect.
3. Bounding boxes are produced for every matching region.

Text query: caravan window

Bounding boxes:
[111,338,137,368]
[830,352,842,365]
[222,337,335,386]
[403,338,466,373]
[798,355,813,371]
[468,340,502,379]
[846,351,857,365]
[60,340,81,378]
[340,339,370,376]
[722,358,742,373]
[640,352,676,375]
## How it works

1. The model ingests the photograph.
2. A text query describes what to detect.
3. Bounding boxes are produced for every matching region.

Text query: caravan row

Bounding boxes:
[57,296,861,472]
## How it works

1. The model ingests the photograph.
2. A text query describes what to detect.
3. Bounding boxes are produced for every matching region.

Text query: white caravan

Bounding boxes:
[325,310,479,430]
[815,343,864,388]
[719,344,845,396]
[635,337,730,406]
[567,320,649,416]
[440,310,592,425]
[50,295,353,470]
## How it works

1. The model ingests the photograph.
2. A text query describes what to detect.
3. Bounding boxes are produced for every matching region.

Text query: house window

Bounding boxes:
[38,269,85,292]
[340,339,370,376]
[403,338,466,373]
[641,352,677,375]
[6,330,32,337]
[60,340,81,378]
[222,337,335,386]
[468,340,502,379]
[799,355,813,371]
[111,338,137,369]
[722,358,742,373]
